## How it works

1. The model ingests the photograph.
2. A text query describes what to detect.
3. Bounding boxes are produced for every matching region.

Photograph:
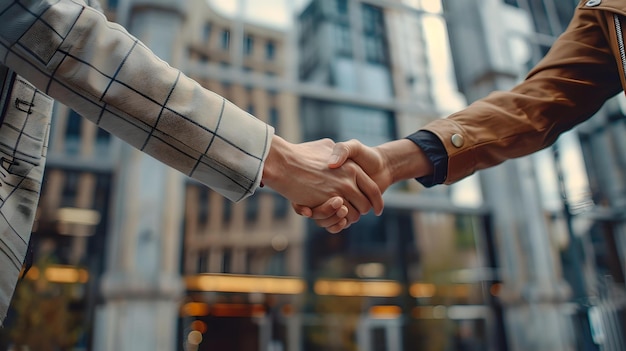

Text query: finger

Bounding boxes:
[338,163,374,215]
[328,140,358,169]
[344,202,362,224]
[337,204,349,218]
[314,205,349,228]
[291,203,312,218]
[325,218,349,234]
[308,197,345,220]
[356,170,384,216]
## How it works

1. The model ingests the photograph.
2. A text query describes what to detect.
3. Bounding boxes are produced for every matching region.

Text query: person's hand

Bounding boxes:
[293,138,433,232]
[327,139,394,192]
[262,136,383,223]
[292,139,393,231]
[295,196,350,234]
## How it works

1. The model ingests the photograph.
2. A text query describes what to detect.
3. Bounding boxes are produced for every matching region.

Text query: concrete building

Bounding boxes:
[2,0,624,351]
[179,1,307,349]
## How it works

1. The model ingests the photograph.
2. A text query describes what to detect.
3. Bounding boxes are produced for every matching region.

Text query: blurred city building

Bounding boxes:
[0,0,624,351]
[180,0,306,350]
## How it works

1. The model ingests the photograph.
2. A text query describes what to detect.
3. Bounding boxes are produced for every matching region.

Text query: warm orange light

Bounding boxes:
[190,320,208,333]
[369,305,402,318]
[56,207,101,226]
[211,303,266,317]
[490,283,502,296]
[455,284,470,296]
[182,302,210,317]
[24,267,40,280]
[185,274,306,295]
[314,279,402,297]
[281,304,294,316]
[409,283,436,298]
[24,265,88,283]
[411,284,471,298]
[412,305,447,319]
[44,266,89,283]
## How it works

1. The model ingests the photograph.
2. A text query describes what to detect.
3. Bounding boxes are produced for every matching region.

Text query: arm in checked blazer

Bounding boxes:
[0,0,383,323]
[0,0,383,216]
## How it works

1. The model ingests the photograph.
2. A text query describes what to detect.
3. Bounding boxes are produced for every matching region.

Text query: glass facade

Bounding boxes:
[445,0,626,350]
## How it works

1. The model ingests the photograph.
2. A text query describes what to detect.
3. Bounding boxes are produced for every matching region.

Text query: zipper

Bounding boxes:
[614,14,626,85]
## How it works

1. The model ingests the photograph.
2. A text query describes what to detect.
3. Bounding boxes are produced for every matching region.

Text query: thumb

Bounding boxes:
[328,140,357,169]
[291,203,312,218]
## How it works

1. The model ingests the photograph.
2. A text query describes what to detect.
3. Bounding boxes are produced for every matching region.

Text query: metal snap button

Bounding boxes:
[451,134,464,148]
[585,0,601,7]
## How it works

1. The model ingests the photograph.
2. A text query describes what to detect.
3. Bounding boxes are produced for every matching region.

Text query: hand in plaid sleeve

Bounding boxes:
[262,136,384,227]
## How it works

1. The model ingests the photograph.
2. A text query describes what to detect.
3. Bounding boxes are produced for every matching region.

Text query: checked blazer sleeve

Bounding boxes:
[0,0,274,202]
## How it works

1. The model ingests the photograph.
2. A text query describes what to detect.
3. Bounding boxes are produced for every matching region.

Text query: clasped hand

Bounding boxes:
[262,137,391,233]
[276,138,394,233]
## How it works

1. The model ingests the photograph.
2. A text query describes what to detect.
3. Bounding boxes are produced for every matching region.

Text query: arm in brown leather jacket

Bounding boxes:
[297,1,626,232]
[414,2,624,185]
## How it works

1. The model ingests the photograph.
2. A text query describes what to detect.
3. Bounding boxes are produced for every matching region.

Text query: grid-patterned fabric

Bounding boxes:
[0,0,274,323]
[0,0,273,202]
[0,72,52,323]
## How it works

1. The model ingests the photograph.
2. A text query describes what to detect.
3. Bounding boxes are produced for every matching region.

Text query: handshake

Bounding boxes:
[262,136,433,233]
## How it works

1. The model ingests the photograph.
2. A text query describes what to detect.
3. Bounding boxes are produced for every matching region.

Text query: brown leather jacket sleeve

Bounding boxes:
[420,3,623,184]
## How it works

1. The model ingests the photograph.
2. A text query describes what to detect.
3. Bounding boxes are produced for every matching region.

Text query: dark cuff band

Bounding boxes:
[405,130,448,187]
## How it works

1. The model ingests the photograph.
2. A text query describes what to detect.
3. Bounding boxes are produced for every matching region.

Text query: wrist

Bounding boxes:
[376,139,433,184]
[262,135,289,188]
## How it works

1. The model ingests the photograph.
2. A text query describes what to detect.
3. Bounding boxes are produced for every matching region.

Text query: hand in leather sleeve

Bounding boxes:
[292,138,434,233]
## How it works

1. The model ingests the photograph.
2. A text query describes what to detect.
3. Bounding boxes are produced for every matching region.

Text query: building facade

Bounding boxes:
[444,0,626,350]
[297,1,500,351]
[1,0,624,351]
[179,1,306,349]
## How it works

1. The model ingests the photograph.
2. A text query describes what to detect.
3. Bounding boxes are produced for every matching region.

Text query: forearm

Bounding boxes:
[375,139,434,186]
[1,0,272,201]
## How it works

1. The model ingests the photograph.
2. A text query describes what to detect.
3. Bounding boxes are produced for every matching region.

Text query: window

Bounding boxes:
[203,23,212,43]
[265,40,276,60]
[95,126,111,158]
[222,196,232,223]
[198,187,210,226]
[65,110,82,155]
[362,4,384,35]
[269,107,279,132]
[66,110,82,138]
[244,35,254,56]
[336,0,348,14]
[106,0,119,9]
[273,193,288,219]
[221,29,230,50]
[365,37,386,64]
[61,171,80,208]
[245,195,259,222]
[197,250,209,272]
[96,127,110,142]
[222,249,232,273]
[335,24,352,56]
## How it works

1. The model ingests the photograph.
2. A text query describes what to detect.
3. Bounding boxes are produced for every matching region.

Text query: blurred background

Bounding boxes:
[1,0,625,350]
